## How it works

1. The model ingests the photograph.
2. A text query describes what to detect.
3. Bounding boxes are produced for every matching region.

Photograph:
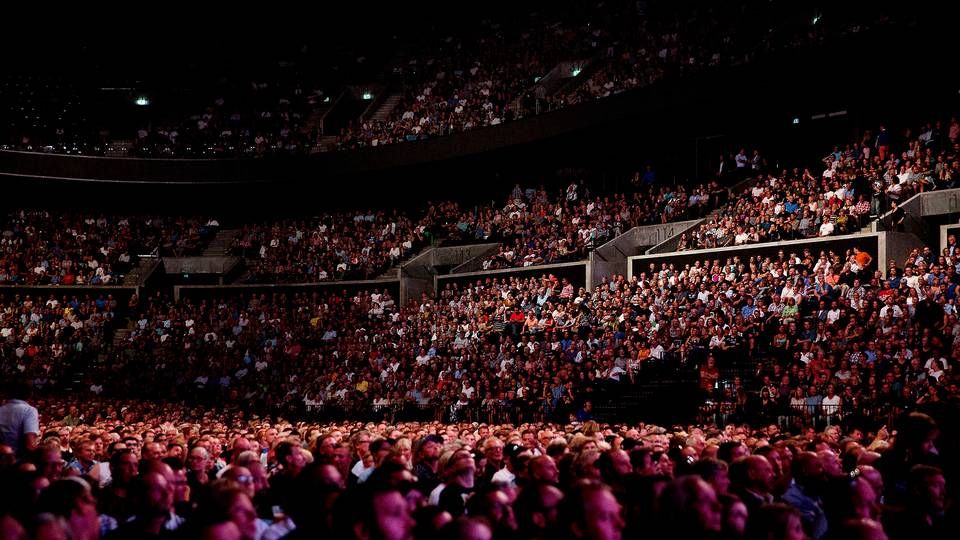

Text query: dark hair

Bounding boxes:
[109,448,136,470]
[3,380,32,400]
[691,457,728,484]
[36,478,90,519]
[908,464,943,495]
[894,413,938,454]
[274,441,298,465]
[331,482,402,539]
[745,503,801,540]
[556,479,613,536]
[162,456,185,472]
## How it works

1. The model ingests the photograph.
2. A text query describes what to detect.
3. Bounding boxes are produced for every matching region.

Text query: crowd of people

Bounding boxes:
[230,212,424,283]
[679,116,960,251]
[0,212,218,285]
[4,222,958,437]
[0,383,954,540]
[226,176,724,282]
[1,3,911,158]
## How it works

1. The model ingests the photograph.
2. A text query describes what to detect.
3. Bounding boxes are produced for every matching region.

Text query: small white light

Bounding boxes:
[792,117,800,125]
[135,96,150,106]
[571,67,582,77]
[362,92,373,100]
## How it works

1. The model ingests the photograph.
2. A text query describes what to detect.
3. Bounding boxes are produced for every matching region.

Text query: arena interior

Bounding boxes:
[1,2,959,539]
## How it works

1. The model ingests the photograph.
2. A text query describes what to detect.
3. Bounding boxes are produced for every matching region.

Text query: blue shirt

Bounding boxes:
[0,399,40,458]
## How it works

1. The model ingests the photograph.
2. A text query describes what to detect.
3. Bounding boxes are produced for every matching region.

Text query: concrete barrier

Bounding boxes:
[162,257,241,275]
[174,278,400,301]
[435,260,589,293]
[591,220,700,285]
[399,244,500,304]
[628,231,923,281]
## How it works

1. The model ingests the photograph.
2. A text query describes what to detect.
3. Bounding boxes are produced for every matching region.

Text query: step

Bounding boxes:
[202,229,242,256]
[369,93,403,123]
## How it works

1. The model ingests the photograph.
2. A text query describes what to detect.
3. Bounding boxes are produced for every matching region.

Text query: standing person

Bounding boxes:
[0,381,40,459]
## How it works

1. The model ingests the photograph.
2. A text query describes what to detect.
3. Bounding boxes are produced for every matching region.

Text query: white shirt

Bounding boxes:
[821,395,841,414]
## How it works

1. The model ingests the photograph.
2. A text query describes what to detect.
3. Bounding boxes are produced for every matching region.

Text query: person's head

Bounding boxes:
[528,455,559,485]
[416,436,442,464]
[557,480,624,540]
[130,471,173,519]
[894,412,939,458]
[142,442,165,461]
[35,477,99,540]
[199,484,258,540]
[220,466,256,499]
[908,465,946,514]
[483,437,505,465]
[817,450,843,479]
[188,446,211,474]
[110,448,139,485]
[730,455,774,495]
[465,485,517,535]
[596,450,632,485]
[825,477,879,525]
[275,441,306,476]
[719,493,748,538]
[445,450,476,489]
[335,484,415,540]
[692,458,730,495]
[73,440,96,464]
[629,447,655,476]
[745,503,806,540]
[791,452,824,490]
[717,441,747,464]
[515,482,563,534]
[659,475,722,535]
[33,444,66,481]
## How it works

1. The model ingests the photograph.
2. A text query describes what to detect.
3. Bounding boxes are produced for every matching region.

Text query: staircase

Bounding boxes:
[316,135,339,152]
[113,328,132,348]
[304,104,333,134]
[368,92,403,123]
[203,228,241,257]
[122,257,160,286]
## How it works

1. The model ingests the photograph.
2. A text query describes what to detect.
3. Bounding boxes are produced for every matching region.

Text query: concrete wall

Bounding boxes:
[436,260,589,293]
[447,244,501,274]
[880,232,926,271]
[174,278,399,301]
[629,232,881,280]
[400,248,437,306]
[591,220,700,285]
[916,188,960,217]
[162,257,241,274]
[875,188,960,235]
[644,175,765,255]
[628,231,925,281]
[644,219,709,254]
